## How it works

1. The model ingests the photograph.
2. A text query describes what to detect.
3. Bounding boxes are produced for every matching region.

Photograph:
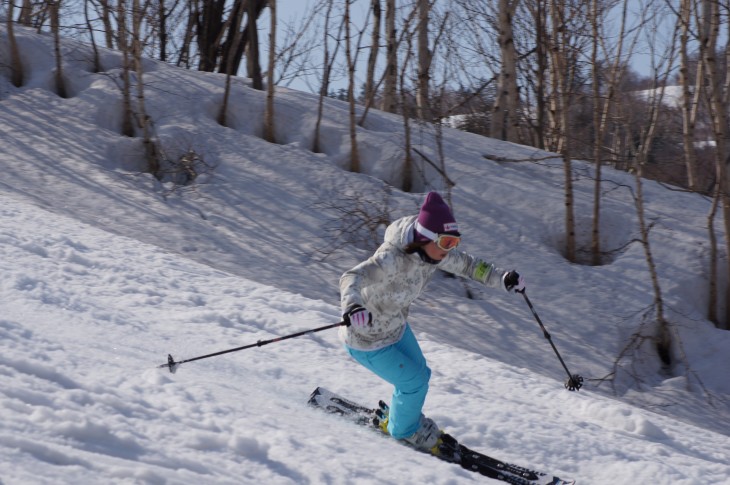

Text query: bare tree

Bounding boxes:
[631,80,674,368]
[155,0,184,63]
[17,0,34,25]
[491,0,519,141]
[313,0,342,153]
[588,0,635,265]
[699,0,730,328]
[117,0,136,137]
[196,0,226,71]
[263,0,276,143]
[176,0,197,68]
[399,34,415,193]
[381,0,397,113]
[526,0,549,149]
[6,0,25,87]
[678,0,701,192]
[246,0,263,89]
[707,184,720,325]
[50,0,68,98]
[95,0,116,49]
[416,0,431,121]
[131,0,161,177]
[363,0,382,110]
[83,0,102,72]
[218,0,246,126]
[345,0,360,173]
[547,0,577,262]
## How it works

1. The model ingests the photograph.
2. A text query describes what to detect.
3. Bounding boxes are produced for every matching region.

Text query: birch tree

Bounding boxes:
[588,0,635,265]
[345,0,361,173]
[263,0,276,143]
[50,0,68,98]
[363,0,382,110]
[218,0,246,126]
[547,0,576,262]
[131,0,161,177]
[678,0,701,192]
[699,0,730,328]
[416,0,431,121]
[381,0,397,113]
[117,0,136,138]
[313,0,342,153]
[491,0,520,142]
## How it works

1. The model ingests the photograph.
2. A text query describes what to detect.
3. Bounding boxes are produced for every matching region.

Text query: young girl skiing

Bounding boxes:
[339,191,525,453]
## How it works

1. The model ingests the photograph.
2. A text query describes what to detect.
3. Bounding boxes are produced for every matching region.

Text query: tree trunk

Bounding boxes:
[400,33,415,193]
[364,0,382,109]
[99,0,116,49]
[416,0,431,121]
[117,0,135,138]
[533,0,548,150]
[548,0,575,262]
[381,0,397,113]
[263,0,276,143]
[313,0,338,153]
[707,184,720,325]
[700,0,730,328]
[18,0,33,26]
[7,0,25,88]
[679,0,700,192]
[491,0,519,142]
[345,1,361,172]
[177,0,197,68]
[196,0,226,72]
[218,0,247,127]
[50,0,68,98]
[132,0,160,177]
[83,0,102,72]
[590,0,628,266]
[247,0,263,90]
[634,94,671,365]
[157,0,169,62]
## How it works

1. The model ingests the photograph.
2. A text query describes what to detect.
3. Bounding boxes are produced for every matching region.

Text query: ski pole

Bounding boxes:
[517,290,583,391]
[159,321,348,373]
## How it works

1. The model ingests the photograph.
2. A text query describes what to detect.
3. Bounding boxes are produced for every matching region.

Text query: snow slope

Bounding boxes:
[1,24,729,485]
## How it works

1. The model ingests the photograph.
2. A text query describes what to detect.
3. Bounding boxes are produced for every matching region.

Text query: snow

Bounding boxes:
[1,24,729,485]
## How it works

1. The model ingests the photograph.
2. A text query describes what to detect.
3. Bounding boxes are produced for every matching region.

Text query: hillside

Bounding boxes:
[1,23,729,484]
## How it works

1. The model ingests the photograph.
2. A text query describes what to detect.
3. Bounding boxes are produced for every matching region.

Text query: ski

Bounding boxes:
[308,387,575,485]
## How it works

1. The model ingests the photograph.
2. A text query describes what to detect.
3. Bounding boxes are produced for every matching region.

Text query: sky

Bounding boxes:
[267,0,668,94]
[1,19,730,485]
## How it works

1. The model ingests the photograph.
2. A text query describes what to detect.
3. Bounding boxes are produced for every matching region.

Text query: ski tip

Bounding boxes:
[308,386,324,405]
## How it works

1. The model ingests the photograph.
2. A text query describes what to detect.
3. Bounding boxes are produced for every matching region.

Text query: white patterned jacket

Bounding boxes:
[339,215,506,350]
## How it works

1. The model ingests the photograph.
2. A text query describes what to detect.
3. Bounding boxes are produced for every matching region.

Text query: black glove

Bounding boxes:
[502,270,525,293]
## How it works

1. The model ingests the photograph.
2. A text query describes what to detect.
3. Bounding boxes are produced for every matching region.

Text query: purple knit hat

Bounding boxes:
[414,192,459,242]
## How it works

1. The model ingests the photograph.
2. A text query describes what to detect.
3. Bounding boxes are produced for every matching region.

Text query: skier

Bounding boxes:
[339,191,525,453]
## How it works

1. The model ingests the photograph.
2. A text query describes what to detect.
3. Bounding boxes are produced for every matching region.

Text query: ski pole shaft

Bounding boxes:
[517,290,583,391]
[159,321,348,373]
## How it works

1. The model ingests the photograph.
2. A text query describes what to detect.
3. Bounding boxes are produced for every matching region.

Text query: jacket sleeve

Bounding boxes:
[439,250,506,289]
[339,250,394,313]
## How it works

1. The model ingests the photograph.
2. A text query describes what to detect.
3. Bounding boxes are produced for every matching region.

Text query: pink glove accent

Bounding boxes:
[349,308,371,328]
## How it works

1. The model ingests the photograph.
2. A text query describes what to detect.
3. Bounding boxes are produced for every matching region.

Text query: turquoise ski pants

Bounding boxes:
[346,324,431,439]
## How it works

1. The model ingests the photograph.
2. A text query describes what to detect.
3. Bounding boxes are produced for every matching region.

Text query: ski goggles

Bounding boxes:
[433,233,461,251]
[416,222,461,251]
